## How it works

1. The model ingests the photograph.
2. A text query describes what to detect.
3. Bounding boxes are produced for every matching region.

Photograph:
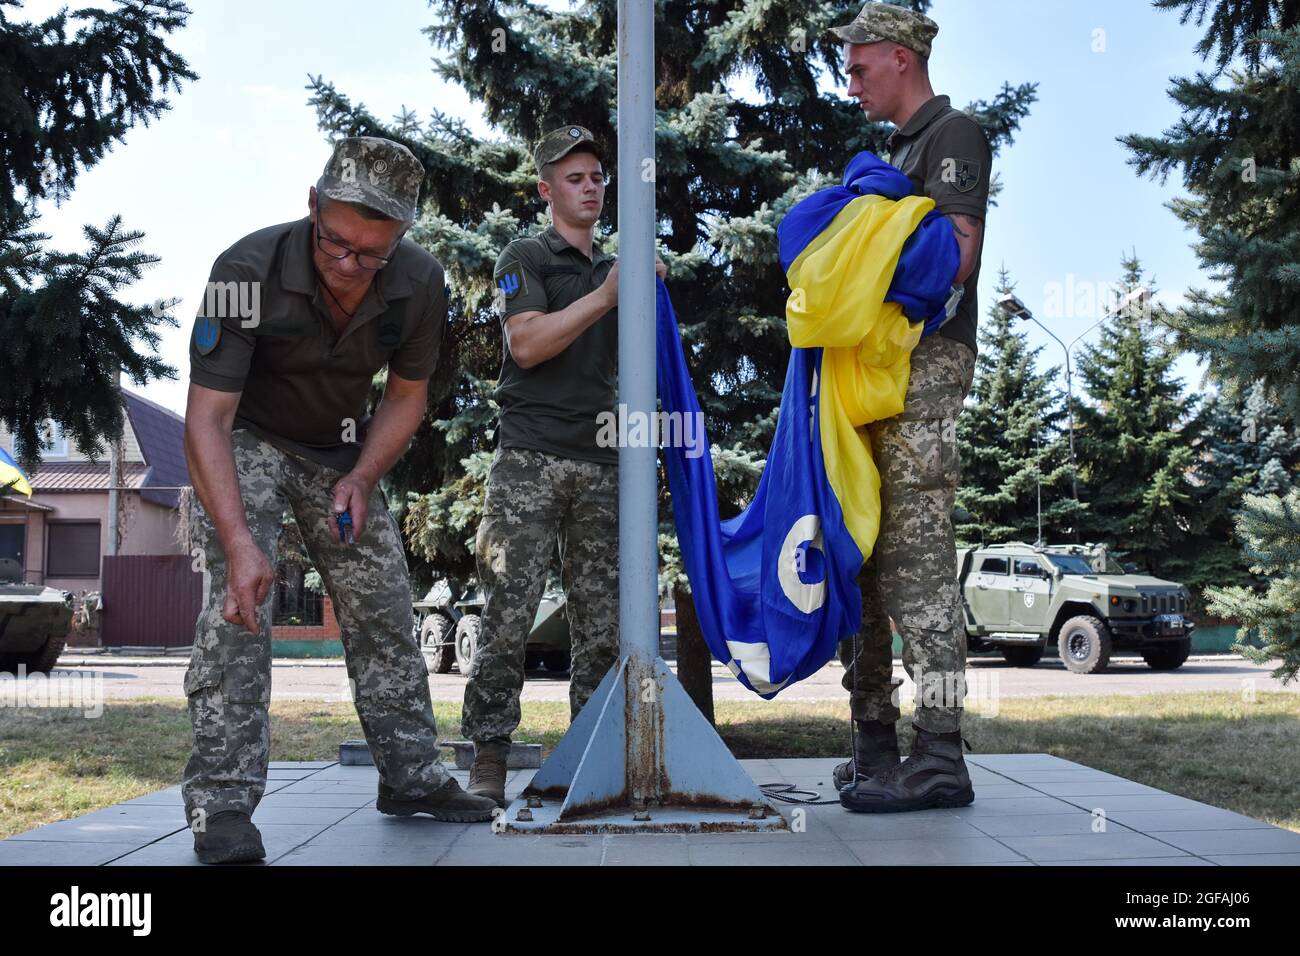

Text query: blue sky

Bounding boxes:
[20,0,1215,416]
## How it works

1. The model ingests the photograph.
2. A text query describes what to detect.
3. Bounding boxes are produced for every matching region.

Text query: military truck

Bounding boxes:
[413,579,571,675]
[0,558,74,674]
[958,542,1194,674]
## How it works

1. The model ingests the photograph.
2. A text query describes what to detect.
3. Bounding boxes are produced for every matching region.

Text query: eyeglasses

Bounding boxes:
[314,217,394,271]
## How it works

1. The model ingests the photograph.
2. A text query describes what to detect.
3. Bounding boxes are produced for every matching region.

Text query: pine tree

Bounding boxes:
[1071,254,1209,585]
[956,266,1078,546]
[0,0,195,464]
[308,0,1036,586]
[1122,0,1300,679]
[308,1,1036,712]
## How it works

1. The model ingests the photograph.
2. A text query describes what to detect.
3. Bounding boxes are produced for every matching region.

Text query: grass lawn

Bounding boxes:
[1,692,1296,839]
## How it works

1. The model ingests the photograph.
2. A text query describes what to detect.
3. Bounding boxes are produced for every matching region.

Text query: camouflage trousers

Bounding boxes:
[839,334,977,734]
[462,446,619,745]
[182,429,450,825]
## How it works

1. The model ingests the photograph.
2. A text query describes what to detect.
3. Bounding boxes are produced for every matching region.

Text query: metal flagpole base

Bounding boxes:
[502,657,785,833]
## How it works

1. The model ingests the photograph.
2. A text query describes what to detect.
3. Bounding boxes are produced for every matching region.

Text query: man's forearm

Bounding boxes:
[508,286,613,369]
[185,421,255,556]
[349,389,426,488]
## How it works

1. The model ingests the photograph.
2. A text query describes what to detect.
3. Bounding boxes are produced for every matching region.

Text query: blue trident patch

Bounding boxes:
[495,263,524,300]
[193,317,221,355]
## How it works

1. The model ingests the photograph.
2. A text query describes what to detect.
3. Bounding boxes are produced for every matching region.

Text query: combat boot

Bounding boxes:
[192,810,266,864]
[465,740,510,808]
[376,777,498,822]
[839,724,975,813]
[831,719,901,787]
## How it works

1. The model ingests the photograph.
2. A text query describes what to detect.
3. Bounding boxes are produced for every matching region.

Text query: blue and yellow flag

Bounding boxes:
[658,151,958,697]
[0,447,33,497]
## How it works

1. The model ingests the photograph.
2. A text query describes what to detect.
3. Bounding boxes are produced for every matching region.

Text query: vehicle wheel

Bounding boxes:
[1002,644,1044,667]
[454,615,481,674]
[541,650,571,673]
[1057,615,1112,674]
[523,649,543,671]
[420,614,455,674]
[1142,638,1191,671]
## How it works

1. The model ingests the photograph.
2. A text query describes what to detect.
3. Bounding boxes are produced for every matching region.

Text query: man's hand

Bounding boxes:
[222,539,274,634]
[600,256,667,307]
[331,471,375,545]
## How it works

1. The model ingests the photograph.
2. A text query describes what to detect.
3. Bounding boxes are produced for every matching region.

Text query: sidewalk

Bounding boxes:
[3,754,1297,866]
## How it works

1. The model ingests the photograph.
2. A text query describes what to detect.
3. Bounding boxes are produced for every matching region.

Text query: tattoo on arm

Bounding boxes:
[947,213,981,239]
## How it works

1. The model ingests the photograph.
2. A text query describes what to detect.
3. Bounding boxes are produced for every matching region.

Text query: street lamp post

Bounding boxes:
[997,287,1149,529]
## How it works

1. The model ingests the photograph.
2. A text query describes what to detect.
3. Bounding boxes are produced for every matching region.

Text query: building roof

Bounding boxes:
[26,391,189,509]
[123,391,190,509]
[27,461,149,491]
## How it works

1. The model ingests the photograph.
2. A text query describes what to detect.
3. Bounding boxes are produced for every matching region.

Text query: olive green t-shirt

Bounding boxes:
[886,94,992,357]
[492,226,618,465]
[188,217,448,471]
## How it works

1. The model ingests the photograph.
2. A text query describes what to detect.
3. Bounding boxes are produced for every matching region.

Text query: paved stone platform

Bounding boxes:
[2,754,1297,866]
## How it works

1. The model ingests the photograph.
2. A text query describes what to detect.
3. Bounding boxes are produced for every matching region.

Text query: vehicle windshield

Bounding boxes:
[1044,553,1097,574]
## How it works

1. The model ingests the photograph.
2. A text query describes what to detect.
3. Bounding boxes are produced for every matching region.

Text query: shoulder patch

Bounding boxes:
[946,157,981,193]
[193,316,222,355]
[494,259,527,300]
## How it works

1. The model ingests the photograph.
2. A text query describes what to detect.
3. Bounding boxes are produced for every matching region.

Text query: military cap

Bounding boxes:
[829,2,939,58]
[534,125,603,175]
[316,136,424,222]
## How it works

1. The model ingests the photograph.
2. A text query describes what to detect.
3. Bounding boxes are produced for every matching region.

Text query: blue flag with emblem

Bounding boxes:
[657,151,959,697]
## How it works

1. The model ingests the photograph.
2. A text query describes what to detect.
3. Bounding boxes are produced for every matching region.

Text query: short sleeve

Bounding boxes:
[389,267,447,381]
[922,115,992,221]
[188,257,259,393]
[493,241,548,320]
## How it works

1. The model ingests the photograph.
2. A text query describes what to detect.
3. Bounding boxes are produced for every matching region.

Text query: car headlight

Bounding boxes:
[1123,599,1135,613]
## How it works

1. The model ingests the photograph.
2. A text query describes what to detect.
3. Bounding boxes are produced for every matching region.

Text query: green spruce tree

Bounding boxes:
[0,0,195,463]
[1122,0,1300,679]
[308,0,1037,709]
[1071,254,1206,585]
[956,266,1078,546]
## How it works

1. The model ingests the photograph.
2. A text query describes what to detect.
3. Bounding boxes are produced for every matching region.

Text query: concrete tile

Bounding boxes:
[1106,808,1277,832]
[303,821,470,846]
[270,761,335,769]
[249,805,359,826]
[106,842,213,866]
[845,836,1027,866]
[116,785,183,807]
[967,782,1045,799]
[1055,793,1208,813]
[688,840,859,866]
[0,841,143,865]
[9,810,185,845]
[439,834,605,866]
[267,769,318,780]
[822,810,988,841]
[1001,769,1128,783]
[944,796,1084,817]
[600,834,691,866]
[1204,853,1300,866]
[1147,828,1300,857]
[1039,857,1216,866]
[1031,780,1163,797]
[275,844,447,866]
[269,781,378,795]
[254,791,376,808]
[968,812,1137,838]
[999,832,1192,862]
[968,754,1081,771]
